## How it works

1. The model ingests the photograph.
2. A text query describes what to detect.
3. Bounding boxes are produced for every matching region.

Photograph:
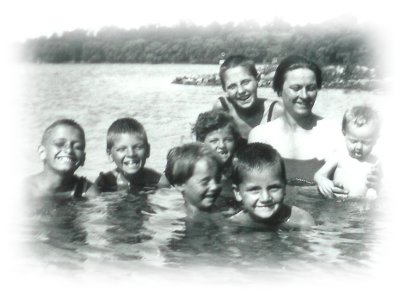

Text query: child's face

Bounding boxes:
[234,164,286,221]
[40,125,85,174]
[344,122,377,161]
[108,133,149,177]
[204,125,236,164]
[223,66,258,109]
[179,159,221,211]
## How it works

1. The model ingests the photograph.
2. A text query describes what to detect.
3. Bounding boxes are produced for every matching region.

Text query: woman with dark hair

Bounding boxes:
[248,55,346,195]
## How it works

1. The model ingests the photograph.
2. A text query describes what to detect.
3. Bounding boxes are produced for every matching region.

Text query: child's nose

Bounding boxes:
[259,189,271,202]
[209,179,221,192]
[237,84,245,94]
[126,147,137,157]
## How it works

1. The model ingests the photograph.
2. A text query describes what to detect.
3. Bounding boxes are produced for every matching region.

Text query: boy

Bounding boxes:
[314,105,380,199]
[95,117,161,192]
[230,143,315,229]
[213,55,282,141]
[164,142,222,218]
[26,119,98,198]
[192,110,241,214]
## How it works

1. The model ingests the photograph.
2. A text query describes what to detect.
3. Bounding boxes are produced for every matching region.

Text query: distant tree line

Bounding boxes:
[21,18,379,69]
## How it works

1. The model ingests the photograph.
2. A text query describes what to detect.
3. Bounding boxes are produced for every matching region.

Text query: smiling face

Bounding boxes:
[234,164,285,222]
[344,122,377,161]
[280,68,318,118]
[203,125,236,164]
[40,125,86,174]
[108,133,149,178]
[223,66,258,110]
[178,159,222,211]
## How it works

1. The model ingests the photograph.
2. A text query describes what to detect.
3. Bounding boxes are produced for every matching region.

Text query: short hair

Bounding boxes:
[219,55,258,91]
[273,55,322,95]
[192,110,240,142]
[231,143,286,185]
[106,117,148,151]
[342,105,380,135]
[165,142,222,186]
[41,119,85,147]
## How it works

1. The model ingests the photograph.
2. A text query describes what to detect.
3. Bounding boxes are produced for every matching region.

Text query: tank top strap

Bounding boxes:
[218,96,230,112]
[266,100,278,122]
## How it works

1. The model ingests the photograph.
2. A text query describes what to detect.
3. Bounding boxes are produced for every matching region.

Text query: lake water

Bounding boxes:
[19,64,387,278]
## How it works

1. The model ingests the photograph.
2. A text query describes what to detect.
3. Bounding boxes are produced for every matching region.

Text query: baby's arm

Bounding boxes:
[314,159,341,199]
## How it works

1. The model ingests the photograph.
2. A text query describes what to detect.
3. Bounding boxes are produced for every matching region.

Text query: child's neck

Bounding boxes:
[184,202,212,219]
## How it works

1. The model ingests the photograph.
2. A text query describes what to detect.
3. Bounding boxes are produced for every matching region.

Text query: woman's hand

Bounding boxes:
[366,162,382,190]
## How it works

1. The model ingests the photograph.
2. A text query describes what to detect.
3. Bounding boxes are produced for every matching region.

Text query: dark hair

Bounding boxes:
[165,142,222,186]
[272,55,322,95]
[342,105,380,135]
[192,110,239,142]
[219,55,258,91]
[41,119,85,147]
[231,143,286,185]
[106,117,148,151]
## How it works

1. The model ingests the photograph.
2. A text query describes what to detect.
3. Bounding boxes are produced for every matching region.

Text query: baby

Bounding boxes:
[164,142,222,218]
[95,117,161,192]
[230,143,314,229]
[26,119,98,198]
[314,105,380,199]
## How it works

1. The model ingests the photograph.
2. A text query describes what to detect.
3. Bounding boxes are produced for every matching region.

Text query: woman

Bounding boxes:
[248,55,346,196]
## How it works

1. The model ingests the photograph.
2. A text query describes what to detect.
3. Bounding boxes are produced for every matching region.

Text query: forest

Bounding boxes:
[20,18,380,70]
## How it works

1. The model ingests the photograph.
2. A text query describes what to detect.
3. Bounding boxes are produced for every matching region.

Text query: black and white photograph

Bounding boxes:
[1,0,398,291]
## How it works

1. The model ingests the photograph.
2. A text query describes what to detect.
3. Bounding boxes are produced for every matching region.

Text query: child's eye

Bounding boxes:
[227,84,237,91]
[74,144,84,151]
[307,84,317,91]
[241,79,251,86]
[116,147,126,152]
[224,137,234,143]
[290,85,302,91]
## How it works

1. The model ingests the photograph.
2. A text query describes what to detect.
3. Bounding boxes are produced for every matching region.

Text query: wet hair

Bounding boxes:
[192,110,240,142]
[41,119,85,147]
[219,55,258,91]
[231,143,286,185]
[272,55,322,95]
[342,105,380,135]
[106,117,148,151]
[165,142,222,186]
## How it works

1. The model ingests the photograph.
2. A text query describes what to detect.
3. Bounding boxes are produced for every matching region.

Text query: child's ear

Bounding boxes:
[232,184,242,202]
[107,149,114,162]
[146,143,151,158]
[80,152,86,167]
[38,145,46,161]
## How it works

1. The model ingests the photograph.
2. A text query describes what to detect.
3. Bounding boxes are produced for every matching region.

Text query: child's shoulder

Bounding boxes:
[284,205,315,229]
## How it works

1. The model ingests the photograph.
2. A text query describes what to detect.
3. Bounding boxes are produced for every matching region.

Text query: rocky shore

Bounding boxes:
[172,65,383,91]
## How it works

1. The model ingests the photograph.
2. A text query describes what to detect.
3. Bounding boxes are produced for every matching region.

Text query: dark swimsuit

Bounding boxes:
[283,158,324,186]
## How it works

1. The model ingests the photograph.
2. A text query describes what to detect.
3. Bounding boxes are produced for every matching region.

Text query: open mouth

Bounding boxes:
[123,159,141,168]
[237,95,252,103]
[56,156,76,164]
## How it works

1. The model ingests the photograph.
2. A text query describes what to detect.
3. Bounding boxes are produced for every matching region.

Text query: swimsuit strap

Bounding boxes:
[267,100,278,122]
[218,96,230,112]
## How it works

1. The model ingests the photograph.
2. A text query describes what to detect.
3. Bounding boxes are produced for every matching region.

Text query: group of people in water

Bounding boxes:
[26,54,381,231]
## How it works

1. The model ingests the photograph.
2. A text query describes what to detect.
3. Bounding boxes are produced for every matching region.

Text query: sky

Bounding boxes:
[2,0,397,42]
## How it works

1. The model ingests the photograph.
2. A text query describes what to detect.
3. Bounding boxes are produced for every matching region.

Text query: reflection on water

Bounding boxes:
[24,186,380,272]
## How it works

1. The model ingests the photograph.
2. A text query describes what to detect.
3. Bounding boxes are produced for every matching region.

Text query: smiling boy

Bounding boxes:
[27,119,98,198]
[230,143,314,229]
[164,142,222,218]
[95,117,161,192]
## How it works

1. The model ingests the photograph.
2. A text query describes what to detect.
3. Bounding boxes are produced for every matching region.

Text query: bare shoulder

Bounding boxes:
[286,205,315,229]
[85,183,100,197]
[248,118,282,144]
[212,97,224,110]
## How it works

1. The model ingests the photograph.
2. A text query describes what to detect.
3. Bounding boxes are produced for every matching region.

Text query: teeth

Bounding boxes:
[56,157,74,163]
